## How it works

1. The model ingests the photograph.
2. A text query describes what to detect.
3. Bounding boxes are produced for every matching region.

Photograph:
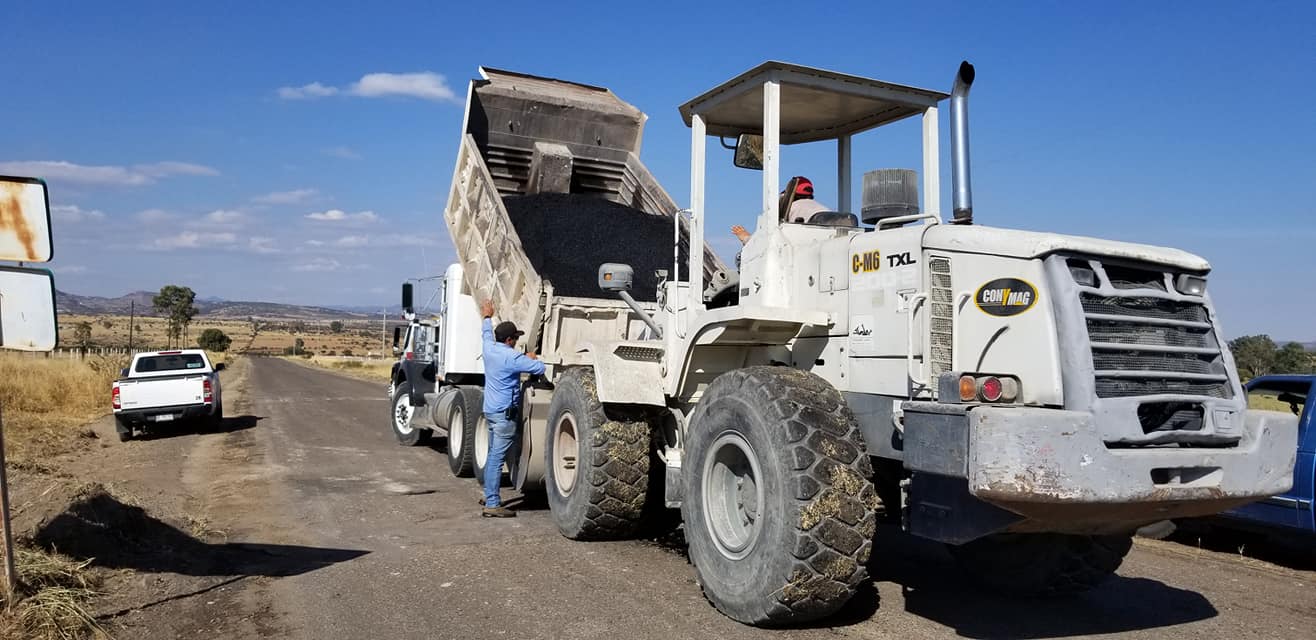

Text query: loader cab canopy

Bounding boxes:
[678,61,947,144]
[678,62,950,306]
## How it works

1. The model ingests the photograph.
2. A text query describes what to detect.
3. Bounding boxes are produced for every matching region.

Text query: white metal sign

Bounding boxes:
[0,177,52,263]
[0,267,57,351]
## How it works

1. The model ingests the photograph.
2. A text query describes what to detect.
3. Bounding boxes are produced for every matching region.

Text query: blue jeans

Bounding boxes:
[483,412,518,508]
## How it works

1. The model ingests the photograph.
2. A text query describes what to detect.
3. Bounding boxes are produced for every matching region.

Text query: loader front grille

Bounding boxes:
[1078,276,1230,400]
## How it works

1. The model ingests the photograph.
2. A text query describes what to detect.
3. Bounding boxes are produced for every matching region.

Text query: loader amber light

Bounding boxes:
[959,375,977,402]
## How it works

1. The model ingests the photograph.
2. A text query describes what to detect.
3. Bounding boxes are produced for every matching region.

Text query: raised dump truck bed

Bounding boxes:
[443,67,727,357]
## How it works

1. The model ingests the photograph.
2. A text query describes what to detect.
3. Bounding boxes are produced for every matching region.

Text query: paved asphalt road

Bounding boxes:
[119,357,1316,639]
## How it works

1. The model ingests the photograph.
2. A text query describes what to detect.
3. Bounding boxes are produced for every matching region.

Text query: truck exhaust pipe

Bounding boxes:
[950,61,975,225]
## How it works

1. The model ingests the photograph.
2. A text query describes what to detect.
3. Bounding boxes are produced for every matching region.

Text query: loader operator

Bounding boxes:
[731,176,830,245]
[478,299,545,518]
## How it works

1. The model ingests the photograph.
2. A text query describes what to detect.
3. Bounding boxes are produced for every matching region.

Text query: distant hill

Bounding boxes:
[56,290,372,321]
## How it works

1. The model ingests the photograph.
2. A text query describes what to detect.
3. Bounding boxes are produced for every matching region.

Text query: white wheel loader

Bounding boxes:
[439,63,1298,626]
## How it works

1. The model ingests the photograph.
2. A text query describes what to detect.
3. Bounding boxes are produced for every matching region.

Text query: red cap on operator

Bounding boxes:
[793,177,813,197]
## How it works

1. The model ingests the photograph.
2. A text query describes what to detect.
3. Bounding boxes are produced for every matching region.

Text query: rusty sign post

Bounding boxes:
[0,175,57,601]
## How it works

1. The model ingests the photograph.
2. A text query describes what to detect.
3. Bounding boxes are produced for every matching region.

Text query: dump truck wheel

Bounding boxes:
[391,381,430,446]
[544,367,650,540]
[682,367,876,626]
[446,388,480,477]
[948,533,1132,595]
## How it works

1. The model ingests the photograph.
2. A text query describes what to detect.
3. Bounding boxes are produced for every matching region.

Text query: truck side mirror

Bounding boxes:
[392,326,402,351]
[401,283,414,314]
[733,133,764,170]
[120,368,129,377]
[598,263,634,292]
[214,363,226,372]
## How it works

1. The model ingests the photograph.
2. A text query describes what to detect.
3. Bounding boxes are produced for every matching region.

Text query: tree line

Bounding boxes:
[1227,335,1313,381]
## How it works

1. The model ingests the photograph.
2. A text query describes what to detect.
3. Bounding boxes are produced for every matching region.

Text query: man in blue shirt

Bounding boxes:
[479,300,546,517]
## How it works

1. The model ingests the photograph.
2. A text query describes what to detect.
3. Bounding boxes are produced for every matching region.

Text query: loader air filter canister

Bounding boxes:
[861,169,920,225]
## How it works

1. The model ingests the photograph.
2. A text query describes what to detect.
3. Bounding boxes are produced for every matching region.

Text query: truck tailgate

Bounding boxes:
[118,375,207,410]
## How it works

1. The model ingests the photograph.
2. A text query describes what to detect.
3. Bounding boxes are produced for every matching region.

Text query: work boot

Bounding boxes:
[482,505,516,518]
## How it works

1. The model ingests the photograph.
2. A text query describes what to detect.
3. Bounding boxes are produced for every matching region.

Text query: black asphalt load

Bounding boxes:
[503,193,690,301]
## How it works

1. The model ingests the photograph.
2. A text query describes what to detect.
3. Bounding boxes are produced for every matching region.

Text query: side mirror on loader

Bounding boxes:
[401,283,414,315]
[391,326,402,353]
[598,263,634,292]
[733,133,764,170]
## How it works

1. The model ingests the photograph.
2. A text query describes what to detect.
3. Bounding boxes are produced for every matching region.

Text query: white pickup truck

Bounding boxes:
[112,349,224,441]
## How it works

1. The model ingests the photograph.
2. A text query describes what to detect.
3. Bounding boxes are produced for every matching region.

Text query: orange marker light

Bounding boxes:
[959,375,977,402]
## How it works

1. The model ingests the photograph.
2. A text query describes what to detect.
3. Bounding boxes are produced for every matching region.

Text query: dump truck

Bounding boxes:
[435,63,1298,626]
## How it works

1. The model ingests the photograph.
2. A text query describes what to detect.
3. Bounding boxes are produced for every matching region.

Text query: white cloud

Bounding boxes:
[375,233,439,247]
[349,72,457,102]
[276,71,457,104]
[248,236,277,254]
[335,235,369,248]
[277,82,339,100]
[305,240,326,247]
[252,188,318,205]
[0,160,218,186]
[151,231,237,250]
[292,257,341,272]
[322,146,361,160]
[305,209,377,223]
[136,208,174,223]
[50,204,106,223]
[203,209,247,224]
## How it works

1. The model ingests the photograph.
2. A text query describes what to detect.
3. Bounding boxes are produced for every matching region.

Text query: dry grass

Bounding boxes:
[0,547,105,640]
[0,354,126,465]
[59,314,389,357]
[282,356,393,383]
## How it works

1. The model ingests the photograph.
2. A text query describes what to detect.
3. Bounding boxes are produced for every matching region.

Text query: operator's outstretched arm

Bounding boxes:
[480,300,495,344]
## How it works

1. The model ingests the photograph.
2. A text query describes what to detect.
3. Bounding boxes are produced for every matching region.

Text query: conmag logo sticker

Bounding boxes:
[975,278,1038,317]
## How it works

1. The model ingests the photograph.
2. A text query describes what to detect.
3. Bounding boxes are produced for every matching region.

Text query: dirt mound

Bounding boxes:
[503,193,692,301]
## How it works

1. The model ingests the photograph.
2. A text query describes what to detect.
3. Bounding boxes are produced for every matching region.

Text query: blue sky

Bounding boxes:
[3,2,1313,338]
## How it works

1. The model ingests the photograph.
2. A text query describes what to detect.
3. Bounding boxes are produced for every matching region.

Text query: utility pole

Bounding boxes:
[381,308,387,356]
[128,299,135,353]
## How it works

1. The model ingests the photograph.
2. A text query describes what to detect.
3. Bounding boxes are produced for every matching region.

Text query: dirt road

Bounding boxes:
[71,357,1314,639]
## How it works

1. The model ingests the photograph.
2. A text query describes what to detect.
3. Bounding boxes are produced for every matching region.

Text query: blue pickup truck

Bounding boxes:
[1222,375,1316,536]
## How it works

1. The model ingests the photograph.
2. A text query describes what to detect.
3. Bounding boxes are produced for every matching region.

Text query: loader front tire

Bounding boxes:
[682,367,876,626]
[544,367,650,540]
[948,533,1132,596]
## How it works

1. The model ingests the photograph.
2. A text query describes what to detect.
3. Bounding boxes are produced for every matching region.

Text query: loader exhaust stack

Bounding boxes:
[950,61,975,225]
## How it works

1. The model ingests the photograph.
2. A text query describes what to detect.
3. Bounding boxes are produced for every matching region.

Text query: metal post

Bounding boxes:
[689,113,706,324]
[837,134,852,214]
[128,299,135,352]
[0,405,18,598]
[761,79,781,230]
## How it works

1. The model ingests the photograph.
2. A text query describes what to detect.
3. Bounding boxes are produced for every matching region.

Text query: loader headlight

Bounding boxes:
[1175,274,1207,296]
[1067,259,1097,287]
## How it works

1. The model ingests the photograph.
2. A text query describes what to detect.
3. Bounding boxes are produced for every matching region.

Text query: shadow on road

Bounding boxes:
[135,414,264,441]
[33,489,367,578]
[1160,520,1316,571]
[868,526,1217,639]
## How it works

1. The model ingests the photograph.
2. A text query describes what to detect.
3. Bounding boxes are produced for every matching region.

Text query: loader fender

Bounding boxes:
[577,341,666,406]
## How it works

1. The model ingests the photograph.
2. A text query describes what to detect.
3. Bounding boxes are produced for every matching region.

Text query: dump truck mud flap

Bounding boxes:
[901,403,1298,542]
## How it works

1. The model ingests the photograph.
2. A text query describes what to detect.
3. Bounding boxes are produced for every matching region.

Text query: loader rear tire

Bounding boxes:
[544,367,650,540]
[682,367,876,626]
[446,388,480,477]
[948,533,1132,596]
